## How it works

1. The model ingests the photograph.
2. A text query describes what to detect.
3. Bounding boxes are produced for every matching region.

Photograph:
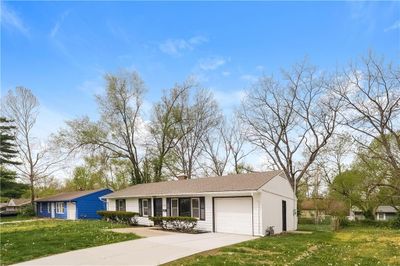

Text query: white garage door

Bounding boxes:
[214,197,253,235]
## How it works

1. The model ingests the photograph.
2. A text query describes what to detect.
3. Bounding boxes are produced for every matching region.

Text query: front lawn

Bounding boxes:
[0,219,139,265]
[167,226,400,266]
[0,216,37,223]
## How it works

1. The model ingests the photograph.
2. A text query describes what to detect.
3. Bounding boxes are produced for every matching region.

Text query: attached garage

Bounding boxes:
[214,197,253,235]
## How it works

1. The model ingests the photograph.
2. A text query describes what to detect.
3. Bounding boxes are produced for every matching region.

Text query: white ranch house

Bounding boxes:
[103,171,297,236]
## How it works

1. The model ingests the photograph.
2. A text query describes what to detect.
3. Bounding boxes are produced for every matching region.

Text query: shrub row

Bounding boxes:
[339,215,400,229]
[97,211,139,225]
[298,216,332,225]
[149,216,197,232]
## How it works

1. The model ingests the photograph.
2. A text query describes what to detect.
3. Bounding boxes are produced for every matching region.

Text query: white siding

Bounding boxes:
[259,174,297,234]
[196,196,213,231]
[125,198,153,226]
[253,193,262,236]
[107,199,116,211]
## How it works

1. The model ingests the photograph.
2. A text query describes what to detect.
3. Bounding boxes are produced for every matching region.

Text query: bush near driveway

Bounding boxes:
[166,227,400,266]
[0,219,139,265]
[97,210,139,225]
[150,216,197,232]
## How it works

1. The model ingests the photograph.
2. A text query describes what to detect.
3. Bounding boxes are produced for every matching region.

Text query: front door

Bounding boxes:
[51,203,55,218]
[154,198,163,217]
[282,200,287,232]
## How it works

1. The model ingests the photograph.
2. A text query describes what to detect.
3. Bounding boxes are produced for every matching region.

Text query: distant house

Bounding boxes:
[375,206,398,221]
[103,171,297,236]
[35,189,112,220]
[300,198,347,220]
[0,203,8,213]
[349,206,399,221]
[6,198,31,212]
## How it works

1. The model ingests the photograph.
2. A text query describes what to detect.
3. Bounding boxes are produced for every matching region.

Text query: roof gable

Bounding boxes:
[8,198,31,206]
[104,171,283,198]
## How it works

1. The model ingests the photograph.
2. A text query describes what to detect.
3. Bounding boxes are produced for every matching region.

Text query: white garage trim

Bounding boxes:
[213,196,254,235]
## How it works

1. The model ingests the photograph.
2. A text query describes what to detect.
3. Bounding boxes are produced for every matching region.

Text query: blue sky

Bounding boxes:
[1,1,399,140]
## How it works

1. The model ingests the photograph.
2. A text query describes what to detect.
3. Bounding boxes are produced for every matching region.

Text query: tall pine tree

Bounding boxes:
[0,117,28,199]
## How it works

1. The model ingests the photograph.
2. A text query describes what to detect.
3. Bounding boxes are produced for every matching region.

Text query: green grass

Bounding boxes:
[0,215,37,222]
[0,219,139,265]
[166,226,400,266]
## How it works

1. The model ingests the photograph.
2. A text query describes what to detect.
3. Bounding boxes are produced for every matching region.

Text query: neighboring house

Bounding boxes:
[103,171,297,236]
[35,188,112,220]
[0,203,8,213]
[300,198,348,220]
[375,206,398,221]
[300,198,327,219]
[6,198,31,212]
[349,206,399,221]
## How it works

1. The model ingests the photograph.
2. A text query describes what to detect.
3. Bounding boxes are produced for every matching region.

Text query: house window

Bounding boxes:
[116,199,126,211]
[56,202,64,214]
[377,213,385,220]
[142,199,149,216]
[47,203,51,213]
[171,198,178,216]
[191,198,200,219]
[179,198,191,217]
[39,203,43,213]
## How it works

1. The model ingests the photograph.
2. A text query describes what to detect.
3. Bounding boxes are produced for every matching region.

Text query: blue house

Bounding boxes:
[35,188,112,220]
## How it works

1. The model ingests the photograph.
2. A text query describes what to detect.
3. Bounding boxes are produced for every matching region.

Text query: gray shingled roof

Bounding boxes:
[35,189,108,202]
[8,198,31,206]
[104,171,283,198]
[376,206,398,213]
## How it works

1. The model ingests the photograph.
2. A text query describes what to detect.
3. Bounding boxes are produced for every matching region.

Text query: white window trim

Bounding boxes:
[171,198,178,217]
[142,199,149,217]
[56,202,64,214]
[191,198,200,219]
[47,203,51,213]
[39,203,43,212]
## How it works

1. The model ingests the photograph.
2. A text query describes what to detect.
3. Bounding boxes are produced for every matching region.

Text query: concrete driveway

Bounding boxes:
[14,232,256,266]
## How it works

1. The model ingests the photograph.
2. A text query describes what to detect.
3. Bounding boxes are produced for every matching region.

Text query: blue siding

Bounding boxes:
[75,189,112,219]
[36,189,112,220]
[37,202,51,218]
[36,201,67,219]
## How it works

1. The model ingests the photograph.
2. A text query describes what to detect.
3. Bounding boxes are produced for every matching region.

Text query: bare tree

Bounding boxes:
[334,53,400,196]
[228,119,255,174]
[2,87,63,204]
[171,88,222,179]
[55,71,148,184]
[239,62,343,192]
[149,81,192,181]
[200,122,232,176]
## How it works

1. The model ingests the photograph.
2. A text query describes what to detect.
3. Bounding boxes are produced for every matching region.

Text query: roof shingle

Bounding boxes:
[104,171,283,198]
[35,189,108,202]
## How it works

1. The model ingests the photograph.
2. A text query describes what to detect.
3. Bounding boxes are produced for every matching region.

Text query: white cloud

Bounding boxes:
[1,4,29,36]
[50,10,70,38]
[159,35,208,56]
[213,89,245,112]
[384,20,400,32]
[240,74,258,83]
[33,105,71,141]
[256,65,265,72]
[198,56,227,71]
[77,78,104,95]
[221,71,231,77]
